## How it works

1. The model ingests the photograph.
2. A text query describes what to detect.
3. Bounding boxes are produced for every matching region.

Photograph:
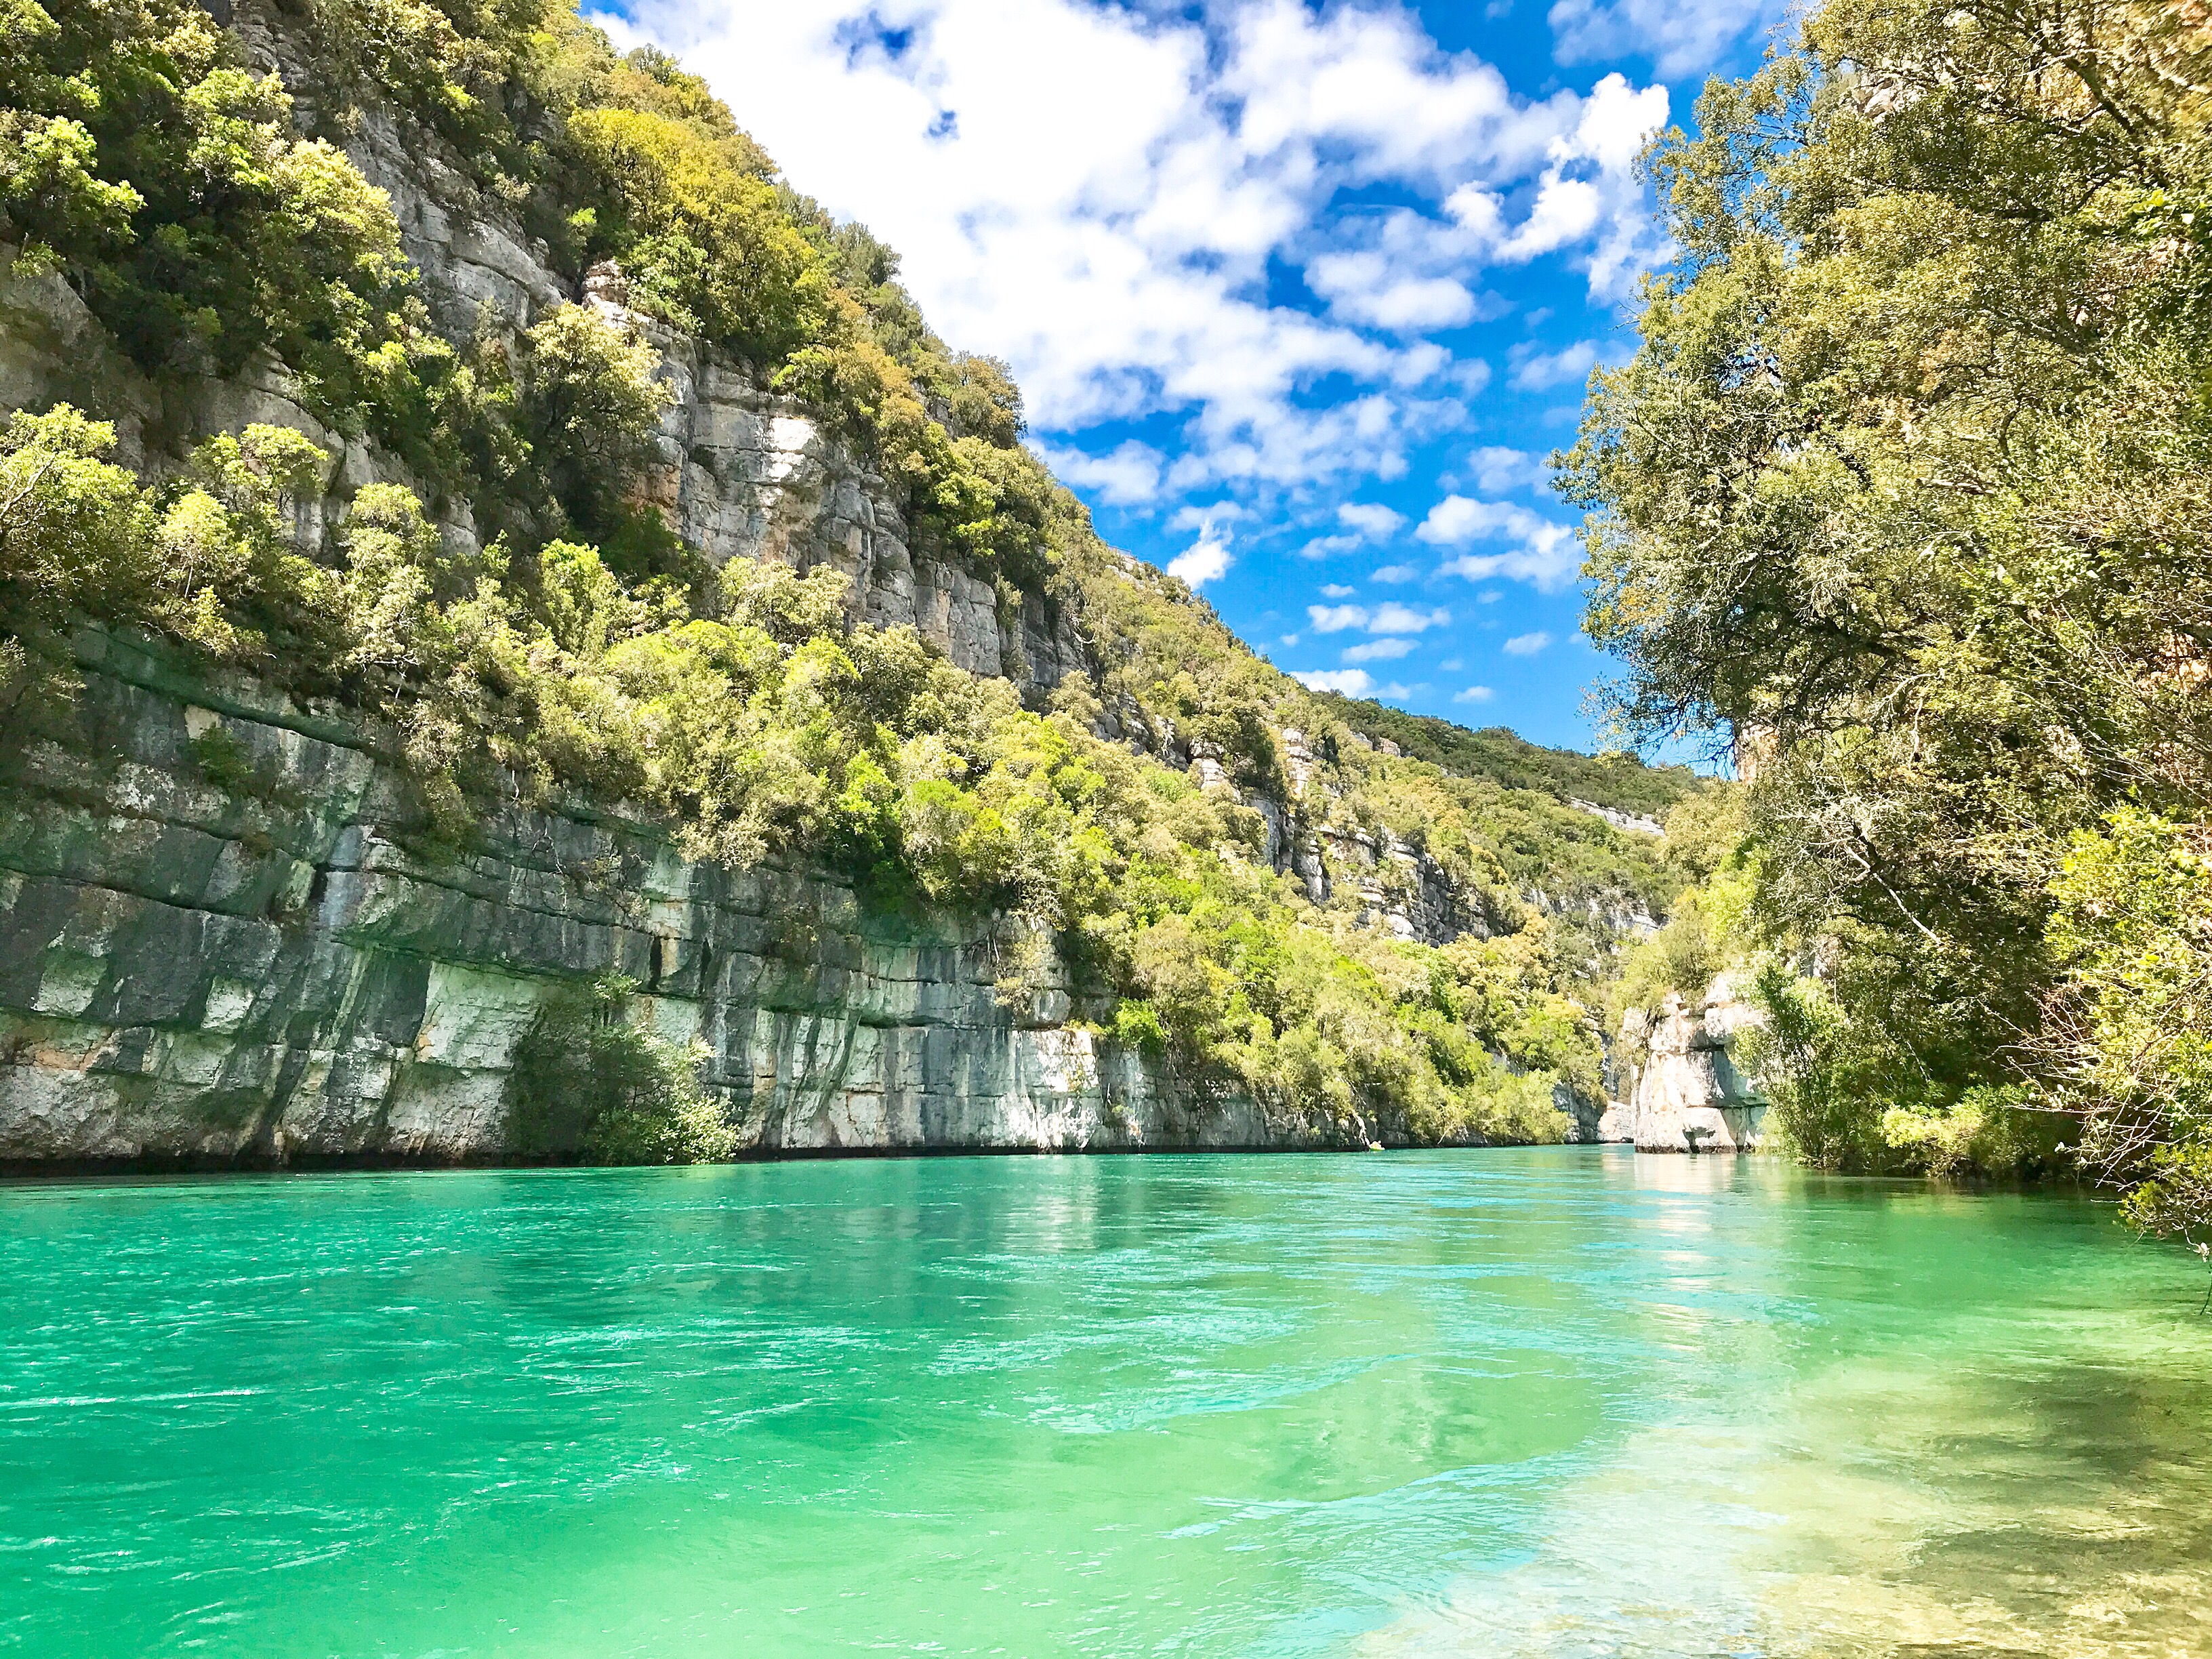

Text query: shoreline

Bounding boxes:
[0,1139,1633,1182]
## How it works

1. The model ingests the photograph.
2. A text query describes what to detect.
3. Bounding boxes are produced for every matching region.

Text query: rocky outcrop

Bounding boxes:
[1599,973,1767,1152]
[586,268,1087,689]
[0,636,1356,1167]
[1,0,1086,703]
[1309,825,1501,944]
[0,0,1618,1164]
[1525,886,1660,939]
[1568,798,1662,837]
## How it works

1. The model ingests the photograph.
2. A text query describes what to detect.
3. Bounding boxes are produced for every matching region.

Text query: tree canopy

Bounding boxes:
[1568,0,2212,1221]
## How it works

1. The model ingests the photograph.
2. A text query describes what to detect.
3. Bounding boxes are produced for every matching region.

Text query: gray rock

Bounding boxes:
[0,641,1355,1166]
[1613,972,1767,1152]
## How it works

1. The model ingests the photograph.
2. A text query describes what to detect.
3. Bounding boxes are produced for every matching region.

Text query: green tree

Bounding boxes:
[1565,0,2212,1204]
[516,302,672,548]
[504,975,734,1164]
[2049,811,2212,1233]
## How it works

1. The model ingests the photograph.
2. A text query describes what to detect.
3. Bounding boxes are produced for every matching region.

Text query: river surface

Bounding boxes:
[5,1149,2211,1658]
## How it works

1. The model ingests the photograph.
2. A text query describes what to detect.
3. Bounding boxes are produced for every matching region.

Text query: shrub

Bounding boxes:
[504,975,733,1164]
[516,303,672,547]
[565,104,829,363]
[2047,810,2212,1228]
[1737,968,1872,1169]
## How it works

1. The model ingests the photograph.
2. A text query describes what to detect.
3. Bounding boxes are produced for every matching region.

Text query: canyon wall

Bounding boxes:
[0,0,1618,1163]
[0,635,1361,1166]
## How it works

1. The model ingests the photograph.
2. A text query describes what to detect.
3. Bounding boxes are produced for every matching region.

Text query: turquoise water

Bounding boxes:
[4,1150,2211,1657]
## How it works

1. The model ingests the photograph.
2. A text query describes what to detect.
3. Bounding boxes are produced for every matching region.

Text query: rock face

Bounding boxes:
[1287,825,1505,944]
[0,0,1532,966]
[0,638,1351,1166]
[0,0,1635,1164]
[1600,974,1767,1152]
[0,0,1082,702]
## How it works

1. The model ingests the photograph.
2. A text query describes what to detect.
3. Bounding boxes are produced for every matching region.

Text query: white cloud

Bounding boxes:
[1524,75,1673,301]
[1502,177,1601,260]
[600,0,1668,516]
[1292,668,1374,695]
[1168,528,1233,587]
[1310,601,1449,634]
[1450,358,1496,395]
[1443,73,1669,302]
[1337,501,1408,539]
[1343,637,1418,662]
[1319,583,1357,598]
[1471,445,1551,494]
[1305,254,1478,333]
[1454,684,1496,703]
[1503,630,1553,655]
[1036,439,1164,504]
[1370,601,1451,633]
[1415,494,1582,589]
[1550,0,1786,80]
[1442,546,1578,588]
[1416,495,1515,541]
[1166,500,1252,533]
[1298,533,1361,560]
[1371,562,1418,583]
[1509,340,1600,390]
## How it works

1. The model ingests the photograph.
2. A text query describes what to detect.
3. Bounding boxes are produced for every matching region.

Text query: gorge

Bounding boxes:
[14,3,2212,1656]
[0,0,1708,1167]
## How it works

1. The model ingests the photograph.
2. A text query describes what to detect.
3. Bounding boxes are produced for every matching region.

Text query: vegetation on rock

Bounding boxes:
[1,0,1696,1158]
[504,974,734,1164]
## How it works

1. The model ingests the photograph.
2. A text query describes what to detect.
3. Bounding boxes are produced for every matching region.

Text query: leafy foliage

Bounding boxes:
[504,974,733,1164]
[565,102,827,361]
[2048,811,2212,1230]
[513,303,673,552]
[1568,0,2212,1211]
[0,407,334,705]
[1326,697,1707,819]
[1,1,427,428]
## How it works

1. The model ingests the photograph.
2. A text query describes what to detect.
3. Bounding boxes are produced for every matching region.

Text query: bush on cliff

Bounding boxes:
[0,407,337,704]
[504,975,734,1164]
[0,2,415,423]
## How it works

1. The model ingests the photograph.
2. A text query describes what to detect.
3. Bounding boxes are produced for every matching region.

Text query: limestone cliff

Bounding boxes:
[1599,973,1767,1152]
[0,0,1670,1165]
[0,632,1368,1166]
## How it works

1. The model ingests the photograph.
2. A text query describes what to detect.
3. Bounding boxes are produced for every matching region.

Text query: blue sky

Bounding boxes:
[596,0,1785,752]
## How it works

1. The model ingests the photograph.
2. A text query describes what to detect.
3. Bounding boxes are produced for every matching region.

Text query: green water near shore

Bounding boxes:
[4,1150,2210,1657]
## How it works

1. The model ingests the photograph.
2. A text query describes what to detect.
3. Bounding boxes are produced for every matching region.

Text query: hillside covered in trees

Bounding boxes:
[1570,0,2212,1227]
[0,0,1703,1158]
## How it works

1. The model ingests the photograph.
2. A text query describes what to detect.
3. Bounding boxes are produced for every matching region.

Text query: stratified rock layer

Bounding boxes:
[0,637,1339,1166]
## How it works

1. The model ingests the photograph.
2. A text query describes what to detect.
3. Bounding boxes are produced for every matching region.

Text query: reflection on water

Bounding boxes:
[1363,1159,2212,1659]
[2,1151,2208,1658]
